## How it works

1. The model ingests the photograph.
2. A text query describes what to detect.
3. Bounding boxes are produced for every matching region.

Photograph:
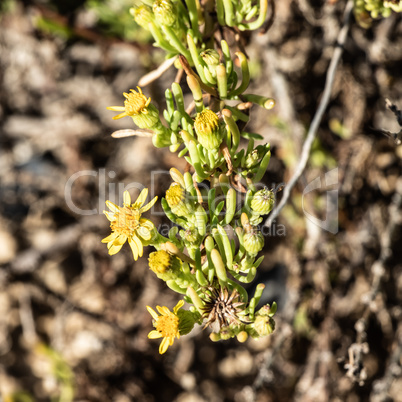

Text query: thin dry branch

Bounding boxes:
[138,57,177,87]
[264,0,354,228]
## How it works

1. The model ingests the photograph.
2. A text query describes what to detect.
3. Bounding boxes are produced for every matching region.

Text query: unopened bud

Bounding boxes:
[251,189,274,215]
[166,183,192,217]
[194,109,223,150]
[243,231,264,254]
[148,250,181,281]
[130,5,153,30]
[153,0,177,26]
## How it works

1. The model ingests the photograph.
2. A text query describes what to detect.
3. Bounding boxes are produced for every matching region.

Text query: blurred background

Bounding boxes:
[0,0,401,401]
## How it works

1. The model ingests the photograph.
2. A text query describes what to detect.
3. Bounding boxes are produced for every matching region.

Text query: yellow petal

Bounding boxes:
[113,234,127,246]
[105,200,119,213]
[101,233,116,243]
[148,330,163,339]
[140,196,158,213]
[108,244,123,255]
[159,337,170,354]
[132,234,143,257]
[169,168,185,188]
[146,306,159,321]
[156,305,171,316]
[103,211,116,221]
[128,238,139,261]
[112,112,128,120]
[173,300,184,314]
[123,191,131,206]
[107,106,125,111]
[134,188,148,208]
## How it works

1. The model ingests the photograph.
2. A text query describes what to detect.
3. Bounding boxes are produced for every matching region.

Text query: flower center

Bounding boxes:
[166,183,185,207]
[194,109,219,136]
[111,206,141,236]
[149,250,172,274]
[123,88,150,116]
[156,314,179,338]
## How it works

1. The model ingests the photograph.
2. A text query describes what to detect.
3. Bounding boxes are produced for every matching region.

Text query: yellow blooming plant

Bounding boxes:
[147,300,183,354]
[102,189,157,260]
[107,87,151,120]
[101,0,283,355]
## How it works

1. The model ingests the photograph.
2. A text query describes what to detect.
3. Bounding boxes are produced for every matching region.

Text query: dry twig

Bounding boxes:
[265,0,354,228]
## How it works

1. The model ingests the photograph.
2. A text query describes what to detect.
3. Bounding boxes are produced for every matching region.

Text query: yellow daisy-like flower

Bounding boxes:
[107,87,151,120]
[102,189,157,261]
[194,109,223,150]
[147,300,184,354]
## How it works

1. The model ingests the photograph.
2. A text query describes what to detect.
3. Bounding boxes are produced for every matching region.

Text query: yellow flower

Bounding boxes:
[102,189,157,260]
[107,87,151,120]
[194,109,223,150]
[147,300,184,354]
[153,0,177,26]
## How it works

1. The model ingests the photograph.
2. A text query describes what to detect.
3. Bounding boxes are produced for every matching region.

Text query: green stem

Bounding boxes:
[222,109,240,154]
[147,21,177,53]
[248,283,265,319]
[187,33,208,83]
[221,40,233,76]
[188,140,209,180]
[216,64,228,99]
[211,248,228,288]
[216,0,226,26]
[167,280,188,295]
[217,224,233,269]
[224,188,237,225]
[187,286,205,314]
[242,94,275,109]
[253,149,271,183]
[165,88,175,119]
[162,25,192,60]
[224,105,250,123]
[238,0,268,31]
[228,52,250,97]
[187,75,204,113]
[185,0,202,40]
[204,236,215,283]
[222,0,234,26]
[230,266,257,283]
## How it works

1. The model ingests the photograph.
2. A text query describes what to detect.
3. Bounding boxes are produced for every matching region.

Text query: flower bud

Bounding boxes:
[194,109,223,150]
[132,103,160,129]
[210,332,221,342]
[166,183,192,217]
[219,326,232,340]
[180,226,199,244]
[243,231,264,254]
[153,0,177,26]
[148,250,181,281]
[201,49,220,79]
[237,331,248,343]
[130,5,154,30]
[251,189,274,215]
[244,149,259,169]
[201,49,220,67]
[253,315,275,337]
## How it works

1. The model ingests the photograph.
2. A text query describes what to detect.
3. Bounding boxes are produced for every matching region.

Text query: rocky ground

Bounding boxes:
[0,1,401,401]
